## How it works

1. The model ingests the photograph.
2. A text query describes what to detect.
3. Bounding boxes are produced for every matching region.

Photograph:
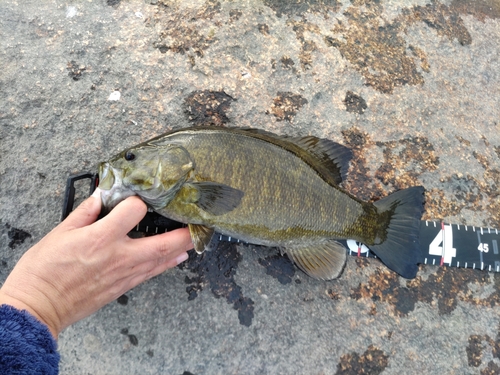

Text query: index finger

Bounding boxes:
[129,227,193,264]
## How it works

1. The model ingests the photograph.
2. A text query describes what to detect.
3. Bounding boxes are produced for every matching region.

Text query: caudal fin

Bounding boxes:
[370,186,425,279]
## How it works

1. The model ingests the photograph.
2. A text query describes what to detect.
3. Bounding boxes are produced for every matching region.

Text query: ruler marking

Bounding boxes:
[424,258,428,264]
[440,222,445,266]
[473,263,476,269]
[481,227,483,235]
[433,221,436,228]
[493,240,499,255]
[457,224,460,230]
[426,221,429,227]
[457,261,460,268]
[465,225,468,231]
[477,231,484,268]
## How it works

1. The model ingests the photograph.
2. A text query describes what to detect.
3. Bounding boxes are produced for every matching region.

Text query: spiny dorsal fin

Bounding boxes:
[285,240,347,280]
[236,127,352,185]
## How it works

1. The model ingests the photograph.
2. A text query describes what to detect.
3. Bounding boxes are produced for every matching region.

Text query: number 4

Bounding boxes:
[429,224,456,264]
[478,243,489,253]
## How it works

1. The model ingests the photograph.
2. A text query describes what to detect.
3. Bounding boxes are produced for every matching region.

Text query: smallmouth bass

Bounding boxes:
[98,126,425,279]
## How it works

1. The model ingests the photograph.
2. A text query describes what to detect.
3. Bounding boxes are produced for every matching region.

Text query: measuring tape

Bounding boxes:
[62,173,500,274]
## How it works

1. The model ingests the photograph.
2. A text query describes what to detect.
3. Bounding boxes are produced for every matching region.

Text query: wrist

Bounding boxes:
[0,288,59,339]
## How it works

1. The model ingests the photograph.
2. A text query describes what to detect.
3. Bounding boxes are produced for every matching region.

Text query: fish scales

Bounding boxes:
[155,128,366,244]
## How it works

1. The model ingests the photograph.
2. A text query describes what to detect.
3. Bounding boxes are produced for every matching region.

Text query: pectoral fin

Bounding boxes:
[189,182,244,216]
[188,224,219,254]
[285,240,347,280]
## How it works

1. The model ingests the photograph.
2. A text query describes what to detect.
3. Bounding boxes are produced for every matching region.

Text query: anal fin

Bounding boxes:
[285,240,347,280]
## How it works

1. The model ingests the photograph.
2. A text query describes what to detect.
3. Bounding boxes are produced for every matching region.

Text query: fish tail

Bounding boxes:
[370,186,425,279]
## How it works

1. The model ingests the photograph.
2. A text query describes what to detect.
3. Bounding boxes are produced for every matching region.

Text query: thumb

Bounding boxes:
[61,188,102,229]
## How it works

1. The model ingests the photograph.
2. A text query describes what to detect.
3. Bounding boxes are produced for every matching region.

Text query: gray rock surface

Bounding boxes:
[1,0,499,374]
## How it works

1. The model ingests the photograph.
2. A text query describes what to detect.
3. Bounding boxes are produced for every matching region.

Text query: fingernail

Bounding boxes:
[175,252,189,265]
[91,187,102,199]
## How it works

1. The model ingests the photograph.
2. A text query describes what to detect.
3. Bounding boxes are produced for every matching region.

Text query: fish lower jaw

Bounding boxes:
[100,187,136,210]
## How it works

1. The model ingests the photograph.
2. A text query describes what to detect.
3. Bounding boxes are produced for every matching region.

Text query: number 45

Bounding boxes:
[478,243,489,253]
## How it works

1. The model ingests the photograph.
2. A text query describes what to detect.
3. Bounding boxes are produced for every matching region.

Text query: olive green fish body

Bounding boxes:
[154,128,372,245]
[99,126,425,280]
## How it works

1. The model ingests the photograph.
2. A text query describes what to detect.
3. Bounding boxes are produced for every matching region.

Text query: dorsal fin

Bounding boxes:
[236,127,352,185]
[286,136,352,184]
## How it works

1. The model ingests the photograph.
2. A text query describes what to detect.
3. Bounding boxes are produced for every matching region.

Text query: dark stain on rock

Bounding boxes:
[229,9,242,22]
[146,349,154,357]
[263,0,341,18]
[181,242,255,327]
[481,361,500,375]
[451,0,500,22]
[429,160,500,225]
[288,20,321,71]
[466,335,484,367]
[341,127,385,202]
[323,2,471,93]
[343,91,367,114]
[464,326,500,371]
[351,267,492,316]
[325,3,424,94]
[335,345,389,375]
[495,146,500,160]
[375,137,439,190]
[106,0,121,6]
[67,61,86,81]
[120,328,138,346]
[447,174,483,207]
[117,294,129,306]
[258,252,295,285]
[456,135,471,146]
[269,92,308,122]
[473,151,490,169]
[424,188,466,221]
[153,1,220,60]
[404,3,472,46]
[6,224,32,249]
[184,90,234,126]
[408,45,431,73]
[258,23,270,35]
[280,56,295,69]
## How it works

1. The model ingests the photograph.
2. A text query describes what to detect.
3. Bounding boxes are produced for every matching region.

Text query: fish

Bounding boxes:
[98,126,425,280]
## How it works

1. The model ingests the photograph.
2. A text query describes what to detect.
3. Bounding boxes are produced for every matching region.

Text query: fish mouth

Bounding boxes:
[98,162,136,212]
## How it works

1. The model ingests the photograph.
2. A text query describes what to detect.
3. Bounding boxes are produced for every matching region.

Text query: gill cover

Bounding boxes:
[101,143,194,210]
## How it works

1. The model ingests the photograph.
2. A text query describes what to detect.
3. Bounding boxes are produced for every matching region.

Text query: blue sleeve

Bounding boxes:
[0,304,60,375]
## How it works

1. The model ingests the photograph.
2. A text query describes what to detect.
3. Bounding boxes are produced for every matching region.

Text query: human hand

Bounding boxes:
[0,189,193,339]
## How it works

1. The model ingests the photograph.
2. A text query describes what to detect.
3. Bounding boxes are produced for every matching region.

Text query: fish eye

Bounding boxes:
[124,150,136,161]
